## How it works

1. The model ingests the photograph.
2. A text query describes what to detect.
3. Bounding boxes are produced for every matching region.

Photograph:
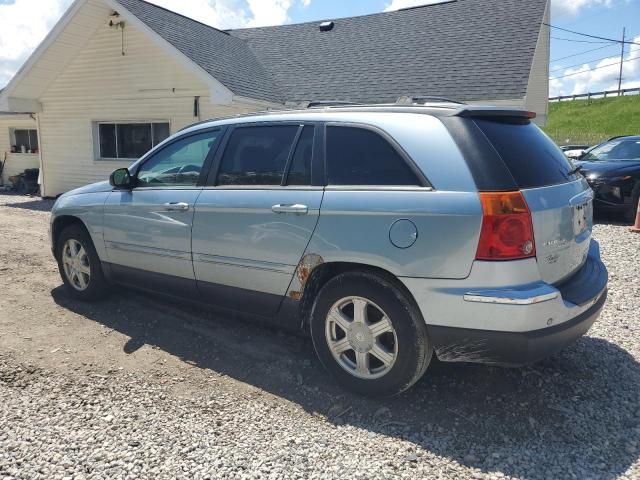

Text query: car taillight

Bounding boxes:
[476,191,536,261]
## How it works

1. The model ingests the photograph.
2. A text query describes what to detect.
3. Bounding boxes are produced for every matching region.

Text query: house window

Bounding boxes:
[11,129,39,153]
[96,122,170,160]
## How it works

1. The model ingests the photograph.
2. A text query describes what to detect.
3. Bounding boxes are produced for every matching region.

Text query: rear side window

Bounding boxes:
[326,126,420,186]
[474,119,576,189]
[217,125,298,186]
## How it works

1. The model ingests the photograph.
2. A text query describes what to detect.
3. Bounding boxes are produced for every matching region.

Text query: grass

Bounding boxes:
[543,95,640,146]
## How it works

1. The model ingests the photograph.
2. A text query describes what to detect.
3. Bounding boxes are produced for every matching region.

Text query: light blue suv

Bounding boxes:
[50,104,608,396]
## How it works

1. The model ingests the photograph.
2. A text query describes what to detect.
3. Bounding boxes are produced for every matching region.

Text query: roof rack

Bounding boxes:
[396,95,466,105]
[306,100,364,108]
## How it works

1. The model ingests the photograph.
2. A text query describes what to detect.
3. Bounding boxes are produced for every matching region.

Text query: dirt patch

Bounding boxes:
[1,191,639,479]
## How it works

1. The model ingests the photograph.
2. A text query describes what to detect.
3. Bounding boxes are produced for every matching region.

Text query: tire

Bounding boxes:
[55,225,110,301]
[624,182,640,224]
[310,271,432,397]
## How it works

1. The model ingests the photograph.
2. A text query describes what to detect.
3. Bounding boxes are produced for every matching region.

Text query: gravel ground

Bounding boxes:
[0,192,639,480]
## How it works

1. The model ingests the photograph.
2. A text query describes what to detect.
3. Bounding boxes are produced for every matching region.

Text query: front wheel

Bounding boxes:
[310,271,432,397]
[56,225,109,301]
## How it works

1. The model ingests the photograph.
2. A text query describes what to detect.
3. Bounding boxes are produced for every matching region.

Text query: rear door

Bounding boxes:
[472,118,592,284]
[191,123,323,316]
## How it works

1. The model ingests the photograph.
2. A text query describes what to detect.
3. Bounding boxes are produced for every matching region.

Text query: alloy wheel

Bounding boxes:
[325,296,398,379]
[62,239,91,291]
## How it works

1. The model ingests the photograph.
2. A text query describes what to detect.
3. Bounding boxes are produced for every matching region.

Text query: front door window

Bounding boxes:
[136,130,220,187]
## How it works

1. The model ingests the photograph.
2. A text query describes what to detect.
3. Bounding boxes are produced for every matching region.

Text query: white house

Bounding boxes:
[0,0,550,197]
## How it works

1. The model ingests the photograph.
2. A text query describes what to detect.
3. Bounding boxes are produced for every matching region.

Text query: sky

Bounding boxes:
[0,0,639,97]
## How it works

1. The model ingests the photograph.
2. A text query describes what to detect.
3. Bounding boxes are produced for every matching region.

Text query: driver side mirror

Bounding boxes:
[109,168,134,189]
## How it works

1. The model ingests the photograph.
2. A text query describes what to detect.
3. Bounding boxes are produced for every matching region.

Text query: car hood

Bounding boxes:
[61,181,113,197]
[576,160,640,178]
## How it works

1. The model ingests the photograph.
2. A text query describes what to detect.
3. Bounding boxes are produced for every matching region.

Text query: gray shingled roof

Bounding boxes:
[115,0,547,105]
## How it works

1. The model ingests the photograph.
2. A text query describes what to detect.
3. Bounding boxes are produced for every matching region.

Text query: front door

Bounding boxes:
[192,124,323,316]
[103,128,222,295]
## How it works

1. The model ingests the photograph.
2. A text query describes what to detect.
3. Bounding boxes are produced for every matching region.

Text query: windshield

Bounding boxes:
[583,139,640,162]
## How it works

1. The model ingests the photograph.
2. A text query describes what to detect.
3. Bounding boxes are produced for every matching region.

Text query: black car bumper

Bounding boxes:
[428,289,607,367]
[588,177,636,210]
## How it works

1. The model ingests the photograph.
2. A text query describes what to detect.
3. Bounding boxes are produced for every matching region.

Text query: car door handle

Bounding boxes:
[271,204,308,215]
[164,202,190,211]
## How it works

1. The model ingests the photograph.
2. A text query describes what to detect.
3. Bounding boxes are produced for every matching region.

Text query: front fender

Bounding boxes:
[51,192,111,260]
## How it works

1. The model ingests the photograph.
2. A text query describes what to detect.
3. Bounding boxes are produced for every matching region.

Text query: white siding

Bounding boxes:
[0,116,40,185]
[38,9,260,197]
[10,0,109,100]
[525,0,550,126]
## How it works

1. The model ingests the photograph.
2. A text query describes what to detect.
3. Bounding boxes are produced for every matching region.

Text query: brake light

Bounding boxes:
[476,191,536,261]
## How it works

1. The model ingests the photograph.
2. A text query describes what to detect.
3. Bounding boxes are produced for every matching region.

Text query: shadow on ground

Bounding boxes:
[0,192,54,212]
[52,286,639,479]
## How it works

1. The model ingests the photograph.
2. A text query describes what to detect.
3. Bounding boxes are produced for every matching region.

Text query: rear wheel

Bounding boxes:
[56,225,109,301]
[310,271,431,397]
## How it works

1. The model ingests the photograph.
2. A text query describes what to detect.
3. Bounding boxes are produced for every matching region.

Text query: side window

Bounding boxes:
[326,126,420,186]
[136,130,219,187]
[286,126,314,186]
[217,125,298,186]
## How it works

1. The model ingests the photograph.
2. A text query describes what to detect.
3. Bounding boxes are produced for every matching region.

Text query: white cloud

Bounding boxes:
[0,0,310,89]
[149,0,301,29]
[245,0,294,27]
[384,0,447,12]
[549,35,640,97]
[551,0,615,18]
[0,0,72,89]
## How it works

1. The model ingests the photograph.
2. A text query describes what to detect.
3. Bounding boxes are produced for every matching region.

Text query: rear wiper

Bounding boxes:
[568,165,583,176]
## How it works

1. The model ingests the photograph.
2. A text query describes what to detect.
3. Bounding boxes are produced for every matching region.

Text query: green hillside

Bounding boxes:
[543,95,640,146]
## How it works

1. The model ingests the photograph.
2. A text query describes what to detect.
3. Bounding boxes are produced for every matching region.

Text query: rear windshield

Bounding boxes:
[474,119,577,189]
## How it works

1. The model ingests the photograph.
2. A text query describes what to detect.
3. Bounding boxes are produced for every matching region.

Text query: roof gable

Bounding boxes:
[114,0,283,103]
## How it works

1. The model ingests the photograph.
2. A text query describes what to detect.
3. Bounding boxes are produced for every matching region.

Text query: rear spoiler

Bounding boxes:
[456,107,536,120]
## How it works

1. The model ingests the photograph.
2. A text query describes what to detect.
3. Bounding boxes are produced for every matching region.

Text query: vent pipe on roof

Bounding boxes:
[319,21,335,32]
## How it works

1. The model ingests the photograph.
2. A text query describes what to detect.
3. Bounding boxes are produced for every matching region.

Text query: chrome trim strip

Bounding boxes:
[463,291,559,305]
[193,253,295,274]
[201,186,324,191]
[324,186,434,192]
[105,241,191,261]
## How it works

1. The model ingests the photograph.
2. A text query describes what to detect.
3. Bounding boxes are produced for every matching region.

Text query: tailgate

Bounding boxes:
[469,117,591,284]
[522,179,594,284]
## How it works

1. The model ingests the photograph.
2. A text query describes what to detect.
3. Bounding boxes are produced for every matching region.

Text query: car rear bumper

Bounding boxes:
[400,239,608,366]
[427,289,606,366]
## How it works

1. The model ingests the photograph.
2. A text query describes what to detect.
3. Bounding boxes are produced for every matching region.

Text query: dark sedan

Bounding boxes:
[575,136,640,222]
